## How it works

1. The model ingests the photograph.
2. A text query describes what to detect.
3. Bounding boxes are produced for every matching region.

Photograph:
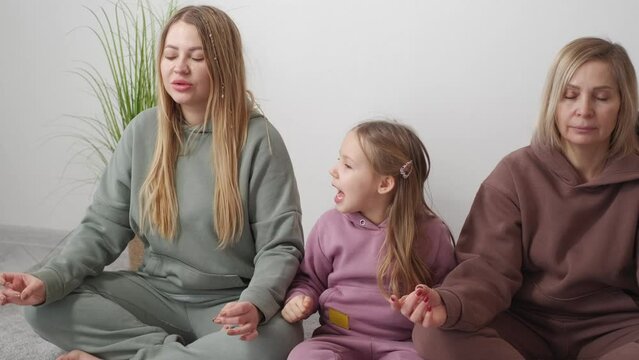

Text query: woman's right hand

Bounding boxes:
[389,284,447,328]
[0,272,45,306]
[281,295,314,323]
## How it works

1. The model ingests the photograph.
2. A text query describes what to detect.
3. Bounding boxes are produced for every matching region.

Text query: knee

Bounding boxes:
[412,325,474,360]
[597,341,639,360]
[412,325,442,358]
[288,340,342,360]
[413,325,526,360]
[249,314,303,360]
[24,304,52,337]
[24,300,75,345]
[287,343,310,360]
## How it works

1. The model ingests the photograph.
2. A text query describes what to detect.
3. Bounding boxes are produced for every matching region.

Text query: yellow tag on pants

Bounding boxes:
[327,307,350,330]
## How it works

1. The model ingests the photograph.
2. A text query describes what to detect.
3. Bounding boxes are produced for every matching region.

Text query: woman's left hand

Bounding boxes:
[213,301,261,341]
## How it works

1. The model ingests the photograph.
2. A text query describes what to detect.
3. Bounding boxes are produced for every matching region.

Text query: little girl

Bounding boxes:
[281,120,456,359]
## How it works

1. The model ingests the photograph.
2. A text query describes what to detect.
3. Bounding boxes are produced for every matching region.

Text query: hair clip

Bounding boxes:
[399,160,413,179]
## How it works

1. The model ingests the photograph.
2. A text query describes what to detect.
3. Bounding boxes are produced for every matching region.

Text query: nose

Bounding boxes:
[174,57,189,74]
[329,166,338,179]
[576,96,594,118]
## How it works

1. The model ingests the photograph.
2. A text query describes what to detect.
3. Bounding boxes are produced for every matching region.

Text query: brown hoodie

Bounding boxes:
[438,142,639,332]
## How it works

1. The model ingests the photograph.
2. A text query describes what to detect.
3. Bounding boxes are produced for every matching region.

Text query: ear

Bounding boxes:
[378,175,396,195]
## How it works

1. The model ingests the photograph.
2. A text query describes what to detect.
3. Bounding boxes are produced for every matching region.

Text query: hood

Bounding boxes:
[531,141,639,188]
[344,212,388,231]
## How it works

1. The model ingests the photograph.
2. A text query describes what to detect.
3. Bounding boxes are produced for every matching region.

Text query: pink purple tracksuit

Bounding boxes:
[286,209,456,360]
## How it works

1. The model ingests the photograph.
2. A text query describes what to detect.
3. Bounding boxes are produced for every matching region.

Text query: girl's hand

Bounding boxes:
[389,284,447,328]
[0,272,45,306]
[213,301,261,341]
[281,295,314,323]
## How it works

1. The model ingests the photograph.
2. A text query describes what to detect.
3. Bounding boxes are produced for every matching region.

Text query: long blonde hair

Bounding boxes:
[534,37,639,156]
[354,121,437,297]
[139,5,253,247]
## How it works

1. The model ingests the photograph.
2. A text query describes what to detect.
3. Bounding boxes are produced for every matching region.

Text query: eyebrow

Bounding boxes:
[164,45,204,51]
[565,84,615,91]
[340,154,354,162]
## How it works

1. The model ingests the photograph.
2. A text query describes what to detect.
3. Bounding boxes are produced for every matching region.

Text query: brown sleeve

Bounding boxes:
[438,160,524,332]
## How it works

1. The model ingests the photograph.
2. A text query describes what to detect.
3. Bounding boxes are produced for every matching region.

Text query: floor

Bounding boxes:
[0,224,129,273]
[0,225,70,273]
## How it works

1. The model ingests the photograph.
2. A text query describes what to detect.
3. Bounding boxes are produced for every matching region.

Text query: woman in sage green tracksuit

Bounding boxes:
[0,5,304,360]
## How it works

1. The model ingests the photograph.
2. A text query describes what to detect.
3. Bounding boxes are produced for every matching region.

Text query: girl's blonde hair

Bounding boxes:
[139,5,253,247]
[534,37,639,156]
[354,120,438,297]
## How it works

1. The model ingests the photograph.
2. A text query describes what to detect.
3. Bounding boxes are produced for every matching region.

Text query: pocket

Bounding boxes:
[141,252,247,290]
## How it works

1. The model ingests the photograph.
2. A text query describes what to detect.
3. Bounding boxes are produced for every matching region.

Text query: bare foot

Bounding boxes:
[56,349,101,360]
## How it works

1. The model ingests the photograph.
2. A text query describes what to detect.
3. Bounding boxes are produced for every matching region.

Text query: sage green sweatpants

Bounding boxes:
[24,271,303,360]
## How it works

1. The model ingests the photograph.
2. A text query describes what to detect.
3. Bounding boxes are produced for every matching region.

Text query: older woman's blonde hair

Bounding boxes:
[534,37,639,156]
[139,5,254,247]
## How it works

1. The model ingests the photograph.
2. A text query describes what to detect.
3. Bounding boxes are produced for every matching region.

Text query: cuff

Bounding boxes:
[239,287,278,323]
[437,288,462,329]
[29,268,64,305]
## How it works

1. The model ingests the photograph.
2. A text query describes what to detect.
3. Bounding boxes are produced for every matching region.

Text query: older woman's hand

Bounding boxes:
[389,284,447,328]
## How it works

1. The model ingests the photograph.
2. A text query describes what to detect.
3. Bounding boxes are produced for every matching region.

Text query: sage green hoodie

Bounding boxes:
[32,108,304,322]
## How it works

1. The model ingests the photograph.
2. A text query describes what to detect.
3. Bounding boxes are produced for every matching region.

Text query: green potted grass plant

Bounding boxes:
[71,0,175,269]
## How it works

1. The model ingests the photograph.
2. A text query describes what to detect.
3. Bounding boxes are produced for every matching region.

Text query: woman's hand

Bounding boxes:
[281,295,314,323]
[0,272,46,306]
[389,284,447,328]
[214,301,261,341]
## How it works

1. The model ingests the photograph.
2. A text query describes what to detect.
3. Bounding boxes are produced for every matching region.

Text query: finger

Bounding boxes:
[399,293,422,318]
[282,306,302,323]
[3,274,28,292]
[215,315,244,325]
[215,301,237,318]
[2,288,21,298]
[219,302,250,317]
[431,306,447,327]
[20,282,38,301]
[1,289,24,305]
[285,304,301,321]
[302,296,313,309]
[421,306,432,327]
[0,272,14,283]
[240,330,258,341]
[425,288,443,307]
[388,294,402,311]
[281,308,294,323]
[0,273,14,290]
[409,301,428,323]
[225,322,255,336]
[6,273,24,287]
[293,300,310,317]
[291,306,306,321]
[214,302,238,322]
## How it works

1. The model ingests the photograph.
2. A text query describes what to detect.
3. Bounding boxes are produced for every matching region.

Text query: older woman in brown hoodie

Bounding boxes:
[393,37,639,360]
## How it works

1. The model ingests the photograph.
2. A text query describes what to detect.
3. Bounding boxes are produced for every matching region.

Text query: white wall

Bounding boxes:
[2,0,638,239]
